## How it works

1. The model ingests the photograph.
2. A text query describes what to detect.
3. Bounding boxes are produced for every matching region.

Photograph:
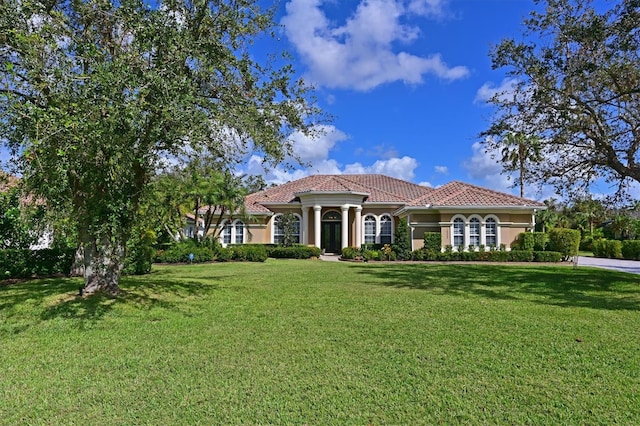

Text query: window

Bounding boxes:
[223,222,232,244]
[273,214,300,244]
[364,215,376,244]
[453,218,465,247]
[469,217,480,247]
[379,215,392,244]
[234,221,244,244]
[485,217,497,247]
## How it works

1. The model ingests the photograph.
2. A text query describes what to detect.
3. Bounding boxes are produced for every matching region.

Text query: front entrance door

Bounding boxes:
[322,222,342,253]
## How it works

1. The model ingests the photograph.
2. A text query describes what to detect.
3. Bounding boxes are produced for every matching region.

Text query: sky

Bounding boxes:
[0,0,558,200]
[240,0,550,198]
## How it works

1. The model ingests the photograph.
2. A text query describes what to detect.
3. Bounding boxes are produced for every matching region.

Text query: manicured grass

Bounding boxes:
[1,260,639,424]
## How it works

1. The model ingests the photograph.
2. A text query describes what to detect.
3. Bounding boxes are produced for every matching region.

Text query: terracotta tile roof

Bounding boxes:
[245,174,435,213]
[245,175,544,213]
[410,181,545,207]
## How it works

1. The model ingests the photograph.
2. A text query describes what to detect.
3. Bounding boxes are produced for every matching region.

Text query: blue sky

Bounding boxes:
[1,0,552,198]
[241,0,542,196]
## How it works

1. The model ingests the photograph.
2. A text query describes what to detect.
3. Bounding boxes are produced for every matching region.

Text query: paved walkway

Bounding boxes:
[576,256,640,275]
[319,254,341,262]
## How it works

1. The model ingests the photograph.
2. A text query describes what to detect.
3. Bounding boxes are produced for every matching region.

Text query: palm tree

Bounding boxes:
[501,132,542,198]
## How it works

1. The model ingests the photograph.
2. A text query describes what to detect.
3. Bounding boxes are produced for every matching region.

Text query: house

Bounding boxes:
[205,174,545,252]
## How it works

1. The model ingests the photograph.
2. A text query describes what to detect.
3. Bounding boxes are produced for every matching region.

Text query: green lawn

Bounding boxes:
[1,260,639,424]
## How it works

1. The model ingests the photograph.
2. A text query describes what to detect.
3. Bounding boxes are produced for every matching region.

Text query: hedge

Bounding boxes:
[0,248,75,279]
[268,245,321,259]
[621,240,640,260]
[592,239,623,259]
[409,248,562,263]
[154,244,215,263]
[548,228,581,261]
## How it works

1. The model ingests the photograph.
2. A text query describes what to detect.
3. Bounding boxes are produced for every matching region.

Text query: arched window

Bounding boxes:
[485,217,497,247]
[380,215,393,244]
[273,214,301,244]
[469,217,481,247]
[453,217,465,248]
[364,215,376,244]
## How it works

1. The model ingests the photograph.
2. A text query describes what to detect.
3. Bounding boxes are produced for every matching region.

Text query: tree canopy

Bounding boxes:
[482,0,640,200]
[0,0,322,293]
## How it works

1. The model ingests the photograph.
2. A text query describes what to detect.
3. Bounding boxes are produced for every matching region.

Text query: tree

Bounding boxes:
[392,218,411,260]
[277,213,298,247]
[482,0,640,199]
[499,132,542,198]
[1,1,321,294]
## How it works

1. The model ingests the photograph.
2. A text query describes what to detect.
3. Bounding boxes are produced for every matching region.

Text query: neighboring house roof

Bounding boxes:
[244,174,544,214]
[0,174,19,193]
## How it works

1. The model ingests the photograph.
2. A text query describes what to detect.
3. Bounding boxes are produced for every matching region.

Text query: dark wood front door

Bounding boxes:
[321,222,341,253]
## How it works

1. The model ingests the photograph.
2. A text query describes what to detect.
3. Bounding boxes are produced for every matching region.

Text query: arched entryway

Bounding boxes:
[321,210,342,253]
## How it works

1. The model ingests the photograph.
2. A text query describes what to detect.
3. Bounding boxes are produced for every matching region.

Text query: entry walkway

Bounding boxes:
[577,256,640,275]
[319,253,341,262]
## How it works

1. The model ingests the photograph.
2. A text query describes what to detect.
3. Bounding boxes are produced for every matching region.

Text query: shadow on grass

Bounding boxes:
[1,269,223,330]
[353,263,640,311]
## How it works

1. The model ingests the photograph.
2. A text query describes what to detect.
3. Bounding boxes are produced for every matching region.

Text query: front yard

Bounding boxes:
[1,260,639,424]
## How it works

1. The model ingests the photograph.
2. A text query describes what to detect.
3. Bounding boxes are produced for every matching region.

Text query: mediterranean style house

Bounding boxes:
[200,174,545,253]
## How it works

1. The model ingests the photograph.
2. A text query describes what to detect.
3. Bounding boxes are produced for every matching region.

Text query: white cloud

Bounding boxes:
[463,141,511,192]
[282,0,469,91]
[418,181,433,187]
[344,156,418,181]
[434,165,448,174]
[289,124,348,164]
[475,78,520,104]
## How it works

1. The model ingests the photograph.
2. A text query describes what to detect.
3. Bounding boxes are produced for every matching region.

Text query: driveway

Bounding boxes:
[577,256,640,275]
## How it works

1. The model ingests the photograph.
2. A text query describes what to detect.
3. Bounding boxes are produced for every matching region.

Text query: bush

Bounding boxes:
[592,239,623,259]
[509,250,534,262]
[230,245,268,262]
[268,245,321,259]
[422,232,441,251]
[154,241,214,263]
[548,228,581,261]
[533,251,562,262]
[486,250,510,262]
[0,248,75,279]
[621,240,640,260]
[533,232,548,251]
[517,233,535,251]
[341,246,359,260]
[393,218,412,260]
[215,247,233,262]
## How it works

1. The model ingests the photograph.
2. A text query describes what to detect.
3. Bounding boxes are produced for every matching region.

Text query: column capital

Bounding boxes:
[341,204,349,212]
[355,205,363,212]
[313,205,322,212]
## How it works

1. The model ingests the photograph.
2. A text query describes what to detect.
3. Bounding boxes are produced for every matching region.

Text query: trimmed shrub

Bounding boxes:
[548,228,581,261]
[592,239,623,259]
[341,246,359,260]
[486,250,510,262]
[533,251,562,262]
[621,240,640,260]
[423,232,441,252]
[0,248,75,279]
[533,232,548,251]
[269,245,321,259]
[155,241,214,263]
[517,233,535,251]
[230,245,268,262]
[509,250,534,262]
[215,247,233,262]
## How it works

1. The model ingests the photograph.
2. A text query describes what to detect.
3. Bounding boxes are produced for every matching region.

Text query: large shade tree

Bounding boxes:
[0,0,321,294]
[482,0,640,199]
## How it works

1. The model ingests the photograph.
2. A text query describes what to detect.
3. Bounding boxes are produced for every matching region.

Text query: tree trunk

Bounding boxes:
[69,245,85,276]
[82,236,125,295]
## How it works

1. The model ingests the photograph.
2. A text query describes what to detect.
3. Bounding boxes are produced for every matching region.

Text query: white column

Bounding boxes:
[354,206,362,248]
[341,205,349,249]
[313,205,322,249]
[301,206,310,245]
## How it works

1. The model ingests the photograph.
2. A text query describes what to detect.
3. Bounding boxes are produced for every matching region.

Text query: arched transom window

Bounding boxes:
[361,214,394,245]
